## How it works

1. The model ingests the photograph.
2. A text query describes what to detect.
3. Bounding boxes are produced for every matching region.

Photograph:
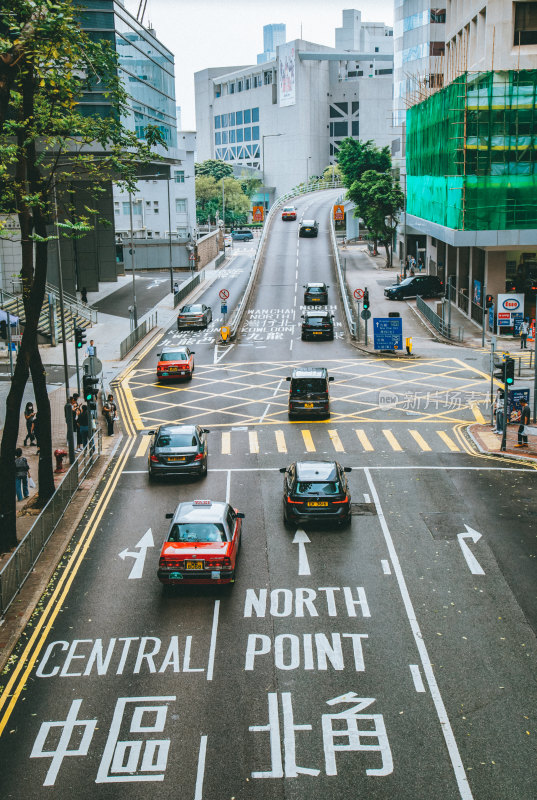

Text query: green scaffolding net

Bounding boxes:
[406,70,537,230]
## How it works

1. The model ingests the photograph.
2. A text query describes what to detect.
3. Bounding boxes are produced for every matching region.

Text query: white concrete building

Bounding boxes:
[195,10,394,201]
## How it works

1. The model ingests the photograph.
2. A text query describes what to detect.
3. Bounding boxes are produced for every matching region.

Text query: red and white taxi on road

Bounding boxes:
[158,500,244,585]
[281,206,297,221]
[156,347,195,381]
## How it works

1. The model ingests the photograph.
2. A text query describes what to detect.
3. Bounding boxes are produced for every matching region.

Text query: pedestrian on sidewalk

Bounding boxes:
[515,398,531,447]
[15,447,30,501]
[71,396,82,450]
[103,394,117,436]
[417,257,423,273]
[78,404,90,448]
[86,339,96,357]
[81,287,88,304]
[520,318,530,349]
[23,401,36,446]
[494,389,504,434]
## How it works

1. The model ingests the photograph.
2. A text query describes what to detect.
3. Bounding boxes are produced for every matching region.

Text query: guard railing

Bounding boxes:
[119,312,158,359]
[173,270,205,308]
[329,213,357,338]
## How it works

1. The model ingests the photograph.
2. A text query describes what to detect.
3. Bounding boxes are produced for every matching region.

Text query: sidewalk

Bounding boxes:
[469,422,537,461]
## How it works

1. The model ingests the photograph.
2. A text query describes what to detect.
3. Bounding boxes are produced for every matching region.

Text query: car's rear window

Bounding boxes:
[290,379,326,394]
[305,316,328,325]
[157,433,197,447]
[168,523,227,543]
[307,287,324,293]
[161,352,188,361]
[181,305,203,313]
[296,481,341,496]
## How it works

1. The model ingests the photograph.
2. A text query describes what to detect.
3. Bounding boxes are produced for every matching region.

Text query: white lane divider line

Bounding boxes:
[272,378,283,397]
[206,599,220,682]
[364,468,474,800]
[410,664,426,693]
[381,559,391,575]
[225,469,231,503]
[194,734,208,800]
[363,493,371,503]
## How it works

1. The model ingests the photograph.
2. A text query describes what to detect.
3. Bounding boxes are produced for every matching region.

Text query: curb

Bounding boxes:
[466,424,537,464]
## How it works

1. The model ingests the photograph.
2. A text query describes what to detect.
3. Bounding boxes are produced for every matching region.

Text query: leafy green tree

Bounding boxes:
[195,160,233,181]
[323,164,342,182]
[337,139,391,188]
[348,170,404,266]
[0,0,163,552]
[219,177,250,226]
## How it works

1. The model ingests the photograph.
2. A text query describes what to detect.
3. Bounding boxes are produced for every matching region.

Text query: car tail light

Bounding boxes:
[206,556,231,567]
[150,454,159,463]
[332,495,349,504]
[287,496,304,504]
[193,453,203,461]
[159,557,167,567]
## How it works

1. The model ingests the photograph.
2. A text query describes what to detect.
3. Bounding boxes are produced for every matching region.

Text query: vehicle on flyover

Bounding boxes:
[147,424,209,479]
[304,282,329,305]
[156,347,195,381]
[280,460,352,528]
[158,499,244,585]
[281,206,297,221]
[301,310,334,340]
[299,219,319,237]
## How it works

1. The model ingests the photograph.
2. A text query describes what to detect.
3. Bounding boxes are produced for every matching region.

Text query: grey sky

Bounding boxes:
[125,1,395,130]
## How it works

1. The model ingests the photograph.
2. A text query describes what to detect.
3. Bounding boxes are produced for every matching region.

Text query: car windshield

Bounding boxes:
[182,305,203,313]
[290,379,326,394]
[168,523,227,543]
[399,278,415,286]
[296,481,341,496]
[306,316,328,325]
[283,207,294,212]
[157,433,197,447]
[161,352,188,361]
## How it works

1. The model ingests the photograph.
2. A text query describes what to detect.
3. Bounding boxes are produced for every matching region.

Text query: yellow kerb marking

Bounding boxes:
[134,436,151,458]
[275,430,287,453]
[409,429,432,451]
[382,429,403,452]
[470,403,485,424]
[437,430,460,451]
[301,430,316,452]
[328,429,345,452]
[355,429,374,451]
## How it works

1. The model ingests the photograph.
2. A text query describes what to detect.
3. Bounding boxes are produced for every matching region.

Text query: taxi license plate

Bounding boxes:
[304,403,314,408]
[312,298,320,301]
[308,501,328,507]
[167,456,186,462]
[169,368,178,372]
[185,560,203,570]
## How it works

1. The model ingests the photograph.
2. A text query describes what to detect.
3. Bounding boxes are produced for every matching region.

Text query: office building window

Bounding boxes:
[244,108,251,123]
[236,128,243,142]
[177,227,188,237]
[237,81,243,92]
[229,129,235,143]
[514,3,537,45]
[430,9,446,23]
[252,107,259,122]
[244,127,251,141]
[352,121,359,136]
[229,82,235,93]
[222,113,228,127]
[174,171,185,183]
[245,78,250,90]
[330,121,348,137]
[229,112,235,126]
[222,131,228,144]
[175,199,187,213]
[352,101,359,114]
[215,115,221,129]
[264,71,272,85]
[215,132,221,145]
[375,46,379,52]
[252,126,259,140]
[236,110,243,124]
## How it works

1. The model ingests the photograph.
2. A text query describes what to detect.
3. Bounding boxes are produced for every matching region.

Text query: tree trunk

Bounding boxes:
[30,344,55,503]
[0,356,30,552]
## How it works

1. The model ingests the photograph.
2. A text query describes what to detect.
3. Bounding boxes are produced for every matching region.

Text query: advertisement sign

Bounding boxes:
[252,206,264,222]
[508,388,530,420]
[488,305,495,331]
[279,42,296,107]
[512,313,524,335]
[333,205,345,221]
[373,317,403,351]
[473,280,482,305]
[498,293,524,318]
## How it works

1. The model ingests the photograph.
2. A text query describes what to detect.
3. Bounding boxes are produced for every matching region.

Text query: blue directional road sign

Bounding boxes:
[373,317,403,351]
[221,304,228,314]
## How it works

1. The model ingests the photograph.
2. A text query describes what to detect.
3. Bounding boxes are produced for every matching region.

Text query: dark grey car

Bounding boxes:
[148,424,209,479]
[177,303,213,330]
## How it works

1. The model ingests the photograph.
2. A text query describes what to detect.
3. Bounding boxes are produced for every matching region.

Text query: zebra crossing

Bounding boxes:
[132,425,465,457]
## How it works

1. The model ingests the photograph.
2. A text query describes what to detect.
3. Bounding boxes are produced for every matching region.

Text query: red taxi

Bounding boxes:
[158,500,244,585]
[156,347,195,381]
[281,206,297,221]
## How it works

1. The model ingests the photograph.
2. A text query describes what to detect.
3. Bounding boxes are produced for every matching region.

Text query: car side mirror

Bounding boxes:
[236,512,245,519]
[190,351,195,354]
[279,467,287,473]
[344,467,352,473]
[202,428,210,434]
[165,513,174,519]
[146,429,156,435]
[157,353,161,357]
[286,377,291,381]
[329,377,334,382]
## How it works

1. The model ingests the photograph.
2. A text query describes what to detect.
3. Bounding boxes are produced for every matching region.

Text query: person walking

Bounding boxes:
[417,257,423,273]
[520,318,530,349]
[515,398,531,447]
[103,394,117,436]
[494,389,504,434]
[15,447,31,501]
[78,404,90,448]
[23,401,36,446]
[70,396,82,450]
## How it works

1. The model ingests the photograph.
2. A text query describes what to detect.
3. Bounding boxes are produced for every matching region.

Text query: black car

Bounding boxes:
[177,303,213,329]
[304,282,329,305]
[384,274,443,300]
[299,219,319,237]
[301,310,334,340]
[280,460,352,527]
[148,424,209,479]
[286,366,334,419]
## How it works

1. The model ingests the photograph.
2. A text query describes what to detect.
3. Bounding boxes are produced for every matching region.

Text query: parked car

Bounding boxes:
[286,366,334,420]
[177,303,212,329]
[282,206,297,221]
[301,310,334,340]
[231,229,253,241]
[299,219,319,237]
[304,282,329,305]
[384,274,443,300]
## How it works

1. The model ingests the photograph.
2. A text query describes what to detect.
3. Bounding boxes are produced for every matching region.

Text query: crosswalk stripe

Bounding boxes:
[135,436,151,458]
[249,431,259,454]
[355,429,374,452]
[275,430,287,453]
[470,403,485,424]
[408,429,432,452]
[328,429,345,452]
[221,432,231,455]
[436,430,460,452]
[382,429,403,452]
[301,430,316,452]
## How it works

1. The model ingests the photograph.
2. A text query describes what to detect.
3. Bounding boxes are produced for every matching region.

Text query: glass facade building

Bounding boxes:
[74,0,177,147]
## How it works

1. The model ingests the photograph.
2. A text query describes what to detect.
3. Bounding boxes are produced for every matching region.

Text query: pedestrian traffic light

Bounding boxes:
[82,374,99,402]
[0,320,7,339]
[504,357,515,386]
[75,326,86,349]
[485,294,494,309]
[363,289,370,310]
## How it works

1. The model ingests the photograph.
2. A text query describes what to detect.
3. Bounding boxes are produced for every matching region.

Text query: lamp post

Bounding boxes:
[262,133,282,209]
[306,156,312,185]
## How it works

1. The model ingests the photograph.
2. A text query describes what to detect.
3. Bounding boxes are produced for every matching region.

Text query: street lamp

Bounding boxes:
[262,134,282,208]
[306,156,312,185]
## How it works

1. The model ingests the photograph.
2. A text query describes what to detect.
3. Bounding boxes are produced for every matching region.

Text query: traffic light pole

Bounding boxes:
[489,337,496,427]
[74,316,81,397]
[501,381,508,452]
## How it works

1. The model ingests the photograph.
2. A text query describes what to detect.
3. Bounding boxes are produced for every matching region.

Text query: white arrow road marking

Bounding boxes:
[292,529,311,576]
[118,528,154,579]
[457,525,485,575]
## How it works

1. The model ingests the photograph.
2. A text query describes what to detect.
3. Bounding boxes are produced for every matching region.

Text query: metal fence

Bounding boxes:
[330,214,357,338]
[0,429,103,617]
[417,295,453,339]
[173,271,205,309]
[119,312,158,359]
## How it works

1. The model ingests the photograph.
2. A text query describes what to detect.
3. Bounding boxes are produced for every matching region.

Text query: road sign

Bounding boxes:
[10,334,22,342]
[82,356,102,375]
[252,205,264,222]
[360,309,371,320]
[221,304,228,314]
[373,317,403,351]
[333,204,345,221]
[219,289,229,301]
[354,288,364,300]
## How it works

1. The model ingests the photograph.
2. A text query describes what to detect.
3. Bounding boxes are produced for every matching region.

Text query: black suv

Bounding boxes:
[299,219,319,237]
[301,310,334,340]
[304,282,329,305]
[147,424,209,479]
[384,274,443,300]
[280,460,352,527]
[286,366,334,419]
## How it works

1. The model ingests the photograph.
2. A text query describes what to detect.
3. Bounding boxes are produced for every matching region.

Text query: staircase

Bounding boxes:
[0,284,97,343]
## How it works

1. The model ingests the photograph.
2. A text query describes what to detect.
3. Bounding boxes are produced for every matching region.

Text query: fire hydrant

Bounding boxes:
[54,448,68,473]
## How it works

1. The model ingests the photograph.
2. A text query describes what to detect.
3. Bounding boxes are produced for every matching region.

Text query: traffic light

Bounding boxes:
[504,357,515,386]
[75,326,86,349]
[363,289,370,310]
[82,374,99,410]
[485,294,494,309]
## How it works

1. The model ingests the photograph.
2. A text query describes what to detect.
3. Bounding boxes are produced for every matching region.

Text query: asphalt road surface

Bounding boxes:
[1,193,536,799]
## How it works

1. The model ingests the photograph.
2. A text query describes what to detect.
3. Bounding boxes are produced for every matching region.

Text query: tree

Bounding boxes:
[195,160,233,181]
[323,164,342,182]
[347,170,404,266]
[195,175,219,225]
[0,0,163,553]
[337,139,391,188]
[218,177,250,226]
